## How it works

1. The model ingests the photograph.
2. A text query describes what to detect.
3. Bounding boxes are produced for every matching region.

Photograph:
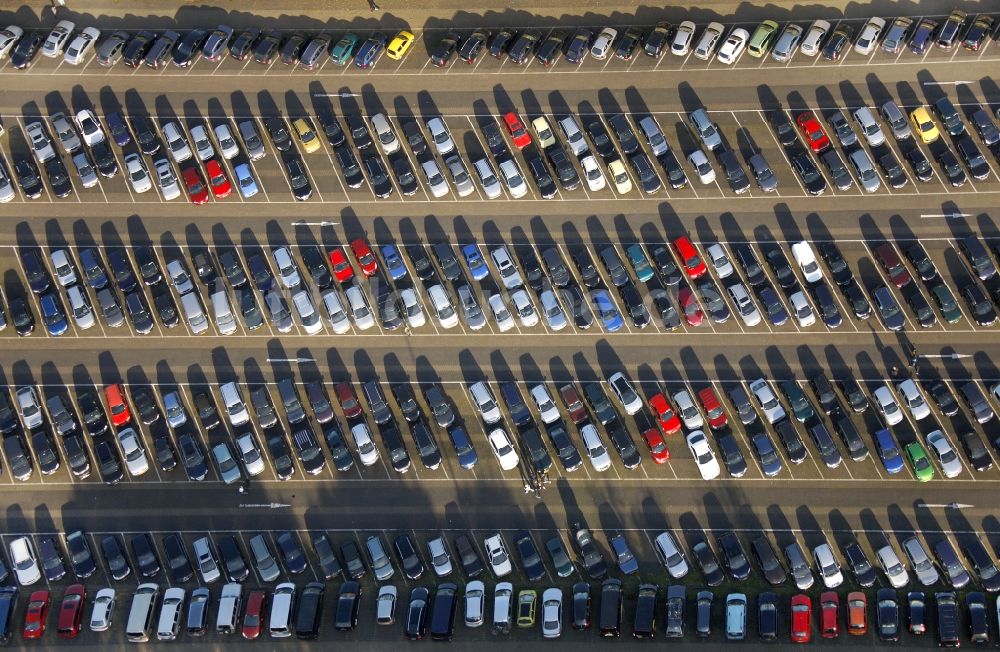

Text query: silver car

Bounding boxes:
[97,288,125,327]
[69,150,98,188]
[902,536,939,587]
[118,427,150,476]
[0,161,15,202]
[16,386,43,429]
[154,158,181,200]
[366,535,395,581]
[321,289,351,334]
[427,536,453,577]
[162,390,187,428]
[421,159,449,198]
[539,288,567,330]
[26,121,56,163]
[473,158,501,199]
[213,123,240,159]
[166,258,194,294]
[66,285,95,329]
[445,154,474,197]
[849,149,880,193]
[236,432,265,476]
[425,117,455,155]
[770,23,803,62]
[271,246,301,290]
[457,285,486,330]
[50,111,81,154]
[124,153,152,193]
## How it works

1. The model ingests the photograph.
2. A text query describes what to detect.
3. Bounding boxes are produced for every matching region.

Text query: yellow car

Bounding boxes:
[909,107,940,144]
[292,117,320,154]
[608,159,632,194]
[516,590,536,627]
[386,30,415,60]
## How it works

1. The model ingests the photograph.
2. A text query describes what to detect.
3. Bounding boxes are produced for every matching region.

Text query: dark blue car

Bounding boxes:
[874,428,904,474]
[448,426,477,469]
[354,32,387,69]
[106,112,131,147]
[40,292,68,336]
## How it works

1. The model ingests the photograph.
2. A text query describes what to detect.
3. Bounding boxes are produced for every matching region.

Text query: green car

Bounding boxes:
[748,20,780,57]
[905,442,934,482]
[626,244,654,282]
[780,380,815,422]
[930,283,962,324]
[329,33,359,65]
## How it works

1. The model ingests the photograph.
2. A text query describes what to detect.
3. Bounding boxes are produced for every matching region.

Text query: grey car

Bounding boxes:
[827,110,857,147]
[444,154,474,197]
[366,535,395,581]
[849,149,880,193]
[872,285,904,331]
[748,153,777,192]
[751,433,782,477]
[162,391,188,428]
[71,151,98,188]
[457,285,486,330]
[97,288,125,327]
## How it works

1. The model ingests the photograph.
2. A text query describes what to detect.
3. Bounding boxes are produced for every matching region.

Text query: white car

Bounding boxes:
[926,430,962,478]
[399,287,426,328]
[0,25,24,60]
[607,159,632,194]
[484,533,512,577]
[43,20,75,57]
[488,293,515,332]
[9,536,41,585]
[427,536,454,577]
[579,423,611,472]
[716,27,749,64]
[789,291,816,327]
[425,117,454,155]
[487,428,520,470]
[530,384,560,424]
[671,20,696,55]
[608,372,642,415]
[813,543,844,588]
[64,26,100,64]
[490,246,523,290]
[728,283,761,327]
[50,249,77,286]
[214,123,240,159]
[465,581,486,627]
[749,378,786,424]
[124,153,152,193]
[580,155,606,191]
[271,246,301,289]
[162,121,193,163]
[693,22,725,59]
[672,389,704,429]
[896,379,930,420]
[791,241,822,283]
[800,20,831,56]
[686,430,721,480]
[876,544,910,588]
[498,158,527,198]
[541,587,563,638]
[421,159,449,198]
[157,587,185,640]
[654,531,690,578]
[292,291,322,334]
[67,285,95,329]
[902,536,940,586]
[154,158,181,200]
[89,588,116,632]
[189,123,215,161]
[350,422,379,466]
[590,28,618,59]
[705,244,734,278]
[236,432,265,476]
[118,427,150,476]
[426,284,458,329]
[873,384,903,425]
[75,109,105,147]
[26,121,56,163]
[688,149,716,184]
[321,289,351,334]
[0,164,15,202]
[854,17,886,55]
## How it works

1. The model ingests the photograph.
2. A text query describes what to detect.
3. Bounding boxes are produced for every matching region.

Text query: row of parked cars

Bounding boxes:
[0,10,995,72]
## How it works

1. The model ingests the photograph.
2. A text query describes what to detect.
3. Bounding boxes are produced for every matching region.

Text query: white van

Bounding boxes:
[370,112,400,155]
[219,381,250,426]
[292,291,322,334]
[427,284,459,329]
[491,582,514,635]
[725,593,747,640]
[181,291,208,334]
[269,583,296,638]
[156,587,185,641]
[211,288,237,335]
[469,381,502,424]
[126,583,160,643]
[216,583,242,634]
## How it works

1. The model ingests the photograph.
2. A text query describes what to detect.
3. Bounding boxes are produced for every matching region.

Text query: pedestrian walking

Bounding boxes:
[368,0,380,11]
[890,364,899,378]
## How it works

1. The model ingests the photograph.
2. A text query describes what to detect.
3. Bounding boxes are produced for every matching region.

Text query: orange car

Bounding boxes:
[847,591,867,635]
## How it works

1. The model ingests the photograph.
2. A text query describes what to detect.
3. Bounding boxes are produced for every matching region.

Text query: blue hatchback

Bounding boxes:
[40,293,68,336]
[448,426,478,469]
[234,163,258,198]
[461,244,489,281]
[874,428,904,474]
[106,111,132,147]
[592,289,624,332]
[380,244,407,281]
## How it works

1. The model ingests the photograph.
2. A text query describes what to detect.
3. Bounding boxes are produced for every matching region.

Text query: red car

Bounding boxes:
[182,165,209,205]
[242,589,266,640]
[335,382,362,418]
[56,584,85,639]
[328,248,354,283]
[23,590,50,640]
[104,383,131,427]
[673,236,706,279]
[790,594,812,643]
[205,159,231,199]
[796,111,830,153]
[820,591,839,639]
[350,238,378,276]
[678,286,703,326]
[697,387,728,429]
[559,384,588,424]
[641,428,671,463]
[648,393,682,435]
[503,112,531,149]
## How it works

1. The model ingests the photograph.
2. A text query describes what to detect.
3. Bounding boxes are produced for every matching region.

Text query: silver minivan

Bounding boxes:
[849,148,881,193]
[638,115,669,157]
[473,158,501,199]
[216,583,242,634]
[852,107,885,146]
[469,381,502,424]
[880,101,912,140]
[181,291,209,334]
[268,583,295,638]
[219,381,250,426]
[161,122,192,163]
[558,115,589,157]
[126,583,160,643]
[238,120,266,161]
[689,108,722,150]
[725,593,747,640]
[211,288,237,335]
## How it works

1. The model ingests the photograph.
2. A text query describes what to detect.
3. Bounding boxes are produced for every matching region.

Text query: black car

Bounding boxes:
[841,279,872,319]
[388,152,418,196]
[406,244,436,282]
[101,535,132,581]
[607,114,639,155]
[758,592,778,640]
[809,373,838,414]
[488,28,515,59]
[905,147,934,182]
[107,249,137,293]
[217,249,246,288]
[535,30,567,65]
[312,534,343,580]
[295,582,325,641]
[606,421,641,469]
[130,386,160,425]
[563,285,596,328]
[545,420,583,472]
[573,524,608,580]
[178,433,208,481]
[163,533,194,583]
[252,29,281,64]
[586,120,618,163]
[923,379,958,416]
[0,393,18,434]
[430,30,461,66]
[454,534,485,578]
[959,430,992,471]
[691,539,724,586]
[131,533,162,578]
[629,152,662,194]
[340,540,366,580]
[524,148,557,198]
[151,286,179,327]
[963,16,994,51]
[508,28,542,64]
[697,279,730,323]
[190,390,219,431]
[380,421,412,473]
[458,29,489,63]
[875,151,907,188]
[410,420,442,470]
[334,582,361,631]
[91,141,119,178]
[903,287,936,328]
[822,25,853,60]
[172,28,208,67]
[717,149,750,193]
[15,158,43,199]
[122,30,155,67]
[790,151,827,194]
[263,116,291,152]
[153,433,177,472]
[818,242,853,286]
[583,381,616,425]
[321,423,355,472]
[65,530,96,579]
[717,431,747,477]
[363,155,392,199]
[769,110,798,146]
[904,243,939,283]
[657,149,688,189]
[133,246,163,286]
[615,27,644,60]
[292,427,326,475]
[649,245,682,286]
[44,157,72,198]
[717,532,751,580]
[404,586,429,640]
[964,539,1000,592]
[39,537,66,582]
[876,587,900,641]
[956,135,991,180]
[276,531,308,574]
[279,32,306,65]
[765,247,798,290]
[22,249,51,294]
[11,31,43,69]
[821,149,853,189]
[644,20,672,57]
[300,246,332,290]
[284,155,313,201]
[811,281,843,328]
[32,429,60,475]
[130,115,161,155]
[963,284,996,326]
[545,143,581,190]
[842,540,876,587]
[94,440,123,485]
[394,534,425,580]
[750,537,786,585]
[572,582,591,630]
[333,145,364,188]
[619,281,650,327]
[567,248,598,288]
[500,382,533,427]
[565,28,593,63]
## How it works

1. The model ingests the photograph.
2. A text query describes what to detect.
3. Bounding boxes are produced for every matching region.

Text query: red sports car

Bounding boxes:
[205,159,231,199]
[820,591,840,639]
[641,428,671,463]
[242,590,266,640]
[503,112,531,149]
[678,286,704,326]
[328,248,354,283]
[350,238,378,276]
[697,386,728,429]
[104,383,131,427]
[23,590,50,640]
[182,165,209,205]
[796,111,831,153]
[791,594,812,643]
[56,584,86,639]
[648,393,682,435]
[673,236,706,279]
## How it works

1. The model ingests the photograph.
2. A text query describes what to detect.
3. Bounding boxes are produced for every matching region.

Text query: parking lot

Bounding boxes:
[1,0,1000,647]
